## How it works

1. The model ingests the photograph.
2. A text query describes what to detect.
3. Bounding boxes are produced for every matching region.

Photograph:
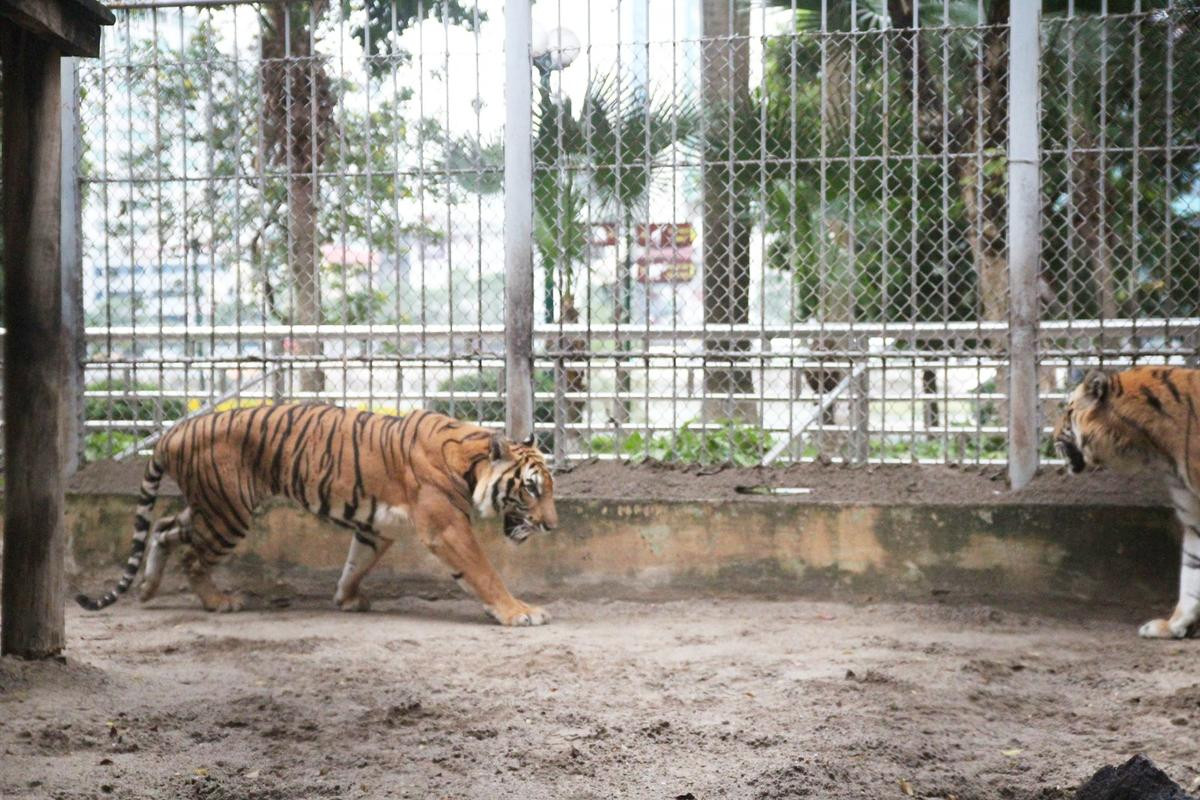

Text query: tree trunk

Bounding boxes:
[960,4,1010,325]
[289,173,324,393]
[549,292,587,458]
[701,0,757,423]
[612,221,633,424]
[261,3,331,395]
[1071,118,1118,326]
[956,1,1011,423]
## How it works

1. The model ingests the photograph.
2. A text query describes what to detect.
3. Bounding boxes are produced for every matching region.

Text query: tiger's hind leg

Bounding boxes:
[333,528,394,612]
[182,510,249,613]
[1140,479,1200,639]
[138,509,192,602]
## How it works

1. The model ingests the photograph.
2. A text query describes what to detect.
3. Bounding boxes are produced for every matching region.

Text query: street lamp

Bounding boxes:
[532,26,580,74]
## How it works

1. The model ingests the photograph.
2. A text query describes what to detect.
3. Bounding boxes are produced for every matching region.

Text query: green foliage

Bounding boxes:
[747,0,1200,322]
[596,420,774,467]
[591,427,1005,463]
[85,379,185,422]
[346,0,484,77]
[868,435,1006,462]
[429,369,555,424]
[85,431,140,463]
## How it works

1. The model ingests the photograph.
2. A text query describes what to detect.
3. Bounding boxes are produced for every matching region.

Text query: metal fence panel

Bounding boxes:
[529,1,1013,465]
[31,0,1198,469]
[76,0,507,459]
[1038,1,1200,442]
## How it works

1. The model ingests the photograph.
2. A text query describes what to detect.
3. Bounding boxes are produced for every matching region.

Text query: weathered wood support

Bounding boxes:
[1,29,69,659]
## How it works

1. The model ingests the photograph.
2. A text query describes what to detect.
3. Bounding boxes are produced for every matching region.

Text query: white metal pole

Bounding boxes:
[60,56,85,476]
[1007,0,1041,489]
[504,0,534,442]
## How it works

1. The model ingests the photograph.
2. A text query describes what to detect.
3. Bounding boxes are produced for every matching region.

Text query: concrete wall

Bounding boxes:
[56,491,1180,607]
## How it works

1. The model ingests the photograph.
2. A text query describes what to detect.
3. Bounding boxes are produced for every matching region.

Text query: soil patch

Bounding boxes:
[71,458,1169,508]
[555,459,1169,507]
[2,597,1197,799]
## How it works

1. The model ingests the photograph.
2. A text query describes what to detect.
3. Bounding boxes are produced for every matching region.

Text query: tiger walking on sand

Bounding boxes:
[76,405,557,626]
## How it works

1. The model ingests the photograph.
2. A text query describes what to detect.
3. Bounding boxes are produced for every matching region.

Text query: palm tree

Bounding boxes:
[533,70,695,425]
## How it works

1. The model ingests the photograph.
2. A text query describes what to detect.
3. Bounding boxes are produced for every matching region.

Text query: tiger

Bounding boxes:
[75,405,557,626]
[1053,366,1200,639]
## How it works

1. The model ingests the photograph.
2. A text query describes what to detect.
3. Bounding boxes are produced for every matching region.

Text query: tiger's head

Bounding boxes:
[473,434,557,543]
[1053,370,1107,473]
[1053,367,1173,474]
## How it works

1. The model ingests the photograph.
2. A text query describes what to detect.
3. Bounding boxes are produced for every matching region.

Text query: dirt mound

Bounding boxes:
[1074,755,1195,800]
[73,457,1170,508]
[555,459,1168,507]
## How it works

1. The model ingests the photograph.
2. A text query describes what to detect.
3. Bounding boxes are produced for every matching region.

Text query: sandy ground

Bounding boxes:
[2,595,1199,800]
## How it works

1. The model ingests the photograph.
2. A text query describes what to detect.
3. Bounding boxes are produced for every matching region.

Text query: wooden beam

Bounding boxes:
[0,0,114,59]
[1,28,69,659]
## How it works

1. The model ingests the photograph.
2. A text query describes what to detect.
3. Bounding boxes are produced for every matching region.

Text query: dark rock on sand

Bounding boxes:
[1074,755,1195,800]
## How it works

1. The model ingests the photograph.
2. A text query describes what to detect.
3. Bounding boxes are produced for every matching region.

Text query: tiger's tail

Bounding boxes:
[75,458,166,611]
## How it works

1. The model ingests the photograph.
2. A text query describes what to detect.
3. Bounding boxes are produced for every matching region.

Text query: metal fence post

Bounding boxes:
[1007,0,1041,489]
[60,56,86,475]
[504,0,534,443]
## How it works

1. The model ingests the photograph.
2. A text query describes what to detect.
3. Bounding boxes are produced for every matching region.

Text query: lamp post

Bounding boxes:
[531,26,579,323]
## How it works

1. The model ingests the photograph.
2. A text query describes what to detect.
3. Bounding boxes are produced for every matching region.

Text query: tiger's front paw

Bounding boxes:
[337,594,371,612]
[203,592,245,613]
[489,603,551,627]
[1138,618,1190,639]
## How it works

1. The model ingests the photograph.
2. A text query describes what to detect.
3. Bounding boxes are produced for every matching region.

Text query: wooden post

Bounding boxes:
[1,28,69,659]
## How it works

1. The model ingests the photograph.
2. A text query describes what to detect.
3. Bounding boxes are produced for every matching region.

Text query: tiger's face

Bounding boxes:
[1051,371,1099,472]
[1053,368,1171,475]
[477,436,558,543]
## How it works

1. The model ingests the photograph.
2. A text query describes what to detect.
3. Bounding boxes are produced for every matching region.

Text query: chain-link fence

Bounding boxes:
[77,0,507,460]
[1039,2,1200,439]
[64,0,1200,470]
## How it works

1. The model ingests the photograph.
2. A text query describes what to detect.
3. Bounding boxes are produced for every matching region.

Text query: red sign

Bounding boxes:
[635,244,694,267]
[635,223,695,248]
[590,223,618,247]
[637,262,697,283]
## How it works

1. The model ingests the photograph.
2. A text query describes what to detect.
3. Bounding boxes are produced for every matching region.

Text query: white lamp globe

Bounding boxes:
[540,27,580,70]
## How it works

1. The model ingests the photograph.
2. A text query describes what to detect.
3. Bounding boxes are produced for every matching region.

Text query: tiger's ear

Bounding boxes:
[1083,369,1111,402]
[489,432,511,461]
[522,434,535,447]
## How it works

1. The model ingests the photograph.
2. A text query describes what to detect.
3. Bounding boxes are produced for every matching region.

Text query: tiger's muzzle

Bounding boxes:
[503,513,552,543]
[1055,435,1087,474]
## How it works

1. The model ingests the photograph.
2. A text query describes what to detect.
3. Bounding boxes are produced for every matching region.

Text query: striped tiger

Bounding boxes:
[76,405,557,626]
[1054,366,1200,638]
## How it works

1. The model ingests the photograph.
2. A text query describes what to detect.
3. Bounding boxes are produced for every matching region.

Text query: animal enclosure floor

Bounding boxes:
[2,596,1198,799]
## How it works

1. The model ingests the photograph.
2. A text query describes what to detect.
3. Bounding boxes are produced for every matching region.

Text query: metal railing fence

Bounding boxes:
[30,0,1199,477]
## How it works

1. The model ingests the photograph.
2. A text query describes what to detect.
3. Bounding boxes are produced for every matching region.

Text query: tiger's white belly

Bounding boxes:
[372,502,410,530]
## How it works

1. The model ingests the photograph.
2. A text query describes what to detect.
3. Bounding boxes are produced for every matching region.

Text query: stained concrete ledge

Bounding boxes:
[48,460,1181,608]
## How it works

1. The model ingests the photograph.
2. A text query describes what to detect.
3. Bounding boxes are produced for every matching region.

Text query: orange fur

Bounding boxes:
[78,406,556,626]
[1055,367,1200,638]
